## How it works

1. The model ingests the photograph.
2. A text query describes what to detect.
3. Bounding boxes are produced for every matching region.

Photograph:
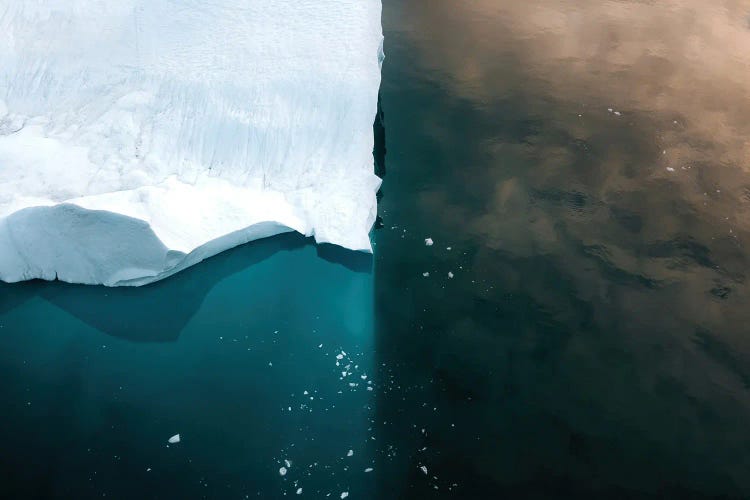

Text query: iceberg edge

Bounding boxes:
[0,0,383,286]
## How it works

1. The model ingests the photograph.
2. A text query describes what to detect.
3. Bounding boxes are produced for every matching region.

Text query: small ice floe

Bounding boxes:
[168,434,180,444]
[336,353,344,360]
[279,466,288,476]
[613,111,621,116]
[422,272,429,277]
[146,467,151,472]
[340,493,349,499]
[285,459,292,468]
[296,487,303,495]
[347,449,354,457]
[420,465,428,475]
[666,167,675,172]
[364,468,373,473]
[424,238,434,246]
[607,108,613,112]
[448,272,454,279]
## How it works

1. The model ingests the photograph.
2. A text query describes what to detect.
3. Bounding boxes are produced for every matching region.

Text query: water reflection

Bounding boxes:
[376,0,750,497]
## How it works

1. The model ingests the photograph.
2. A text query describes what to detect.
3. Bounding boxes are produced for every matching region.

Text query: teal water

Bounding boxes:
[5,1,750,498]
[0,236,377,498]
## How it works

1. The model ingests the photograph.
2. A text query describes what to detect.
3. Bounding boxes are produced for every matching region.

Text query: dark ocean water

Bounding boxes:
[4,1,750,498]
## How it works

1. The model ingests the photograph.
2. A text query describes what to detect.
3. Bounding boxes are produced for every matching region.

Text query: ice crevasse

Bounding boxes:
[0,0,384,286]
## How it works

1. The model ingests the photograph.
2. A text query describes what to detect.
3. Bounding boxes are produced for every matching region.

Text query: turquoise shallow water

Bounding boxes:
[5,1,750,498]
[0,235,378,498]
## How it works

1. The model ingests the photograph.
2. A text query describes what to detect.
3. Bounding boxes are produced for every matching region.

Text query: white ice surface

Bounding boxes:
[0,0,383,286]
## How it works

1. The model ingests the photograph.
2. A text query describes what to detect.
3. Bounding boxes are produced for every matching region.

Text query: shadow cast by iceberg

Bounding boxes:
[1,231,371,343]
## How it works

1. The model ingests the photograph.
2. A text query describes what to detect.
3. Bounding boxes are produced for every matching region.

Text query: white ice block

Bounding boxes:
[0,0,383,285]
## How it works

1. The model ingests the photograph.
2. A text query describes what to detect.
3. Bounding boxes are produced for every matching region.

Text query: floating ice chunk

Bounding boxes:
[285,459,292,468]
[279,467,288,476]
[448,272,454,278]
[666,167,675,172]
[420,465,428,475]
[422,272,430,277]
[425,238,434,246]
[296,488,303,495]
[365,468,373,472]
[347,449,354,457]
[340,493,349,499]
[168,434,180,444]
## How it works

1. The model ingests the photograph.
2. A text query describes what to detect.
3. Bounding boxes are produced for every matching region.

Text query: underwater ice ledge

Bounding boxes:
[0,0,384,286]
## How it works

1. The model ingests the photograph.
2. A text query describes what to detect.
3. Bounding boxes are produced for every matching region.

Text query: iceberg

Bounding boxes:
[0,0,383,286]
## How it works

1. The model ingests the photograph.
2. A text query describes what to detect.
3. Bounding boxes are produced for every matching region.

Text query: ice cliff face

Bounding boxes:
[0,0,383,286]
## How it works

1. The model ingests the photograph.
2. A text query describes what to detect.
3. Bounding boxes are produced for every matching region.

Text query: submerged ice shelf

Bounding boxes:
[0,0,383,286]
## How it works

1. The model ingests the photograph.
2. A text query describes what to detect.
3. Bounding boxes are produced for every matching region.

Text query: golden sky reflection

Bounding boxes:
[386,2,750,487]
[394,0,750,335]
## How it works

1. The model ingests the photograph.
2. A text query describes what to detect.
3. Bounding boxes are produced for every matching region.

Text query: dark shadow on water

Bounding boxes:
[373,91,387,230]
[316,243,373,273]
[40,232,309,342]
[0,279,47,315]
[374,91,387,182]
[0,231,372,343]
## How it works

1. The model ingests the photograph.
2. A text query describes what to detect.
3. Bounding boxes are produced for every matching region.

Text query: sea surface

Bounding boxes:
[3,1,750,498]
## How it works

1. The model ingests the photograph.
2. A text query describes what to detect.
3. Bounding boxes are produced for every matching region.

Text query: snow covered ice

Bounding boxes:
[0,0,383,286]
